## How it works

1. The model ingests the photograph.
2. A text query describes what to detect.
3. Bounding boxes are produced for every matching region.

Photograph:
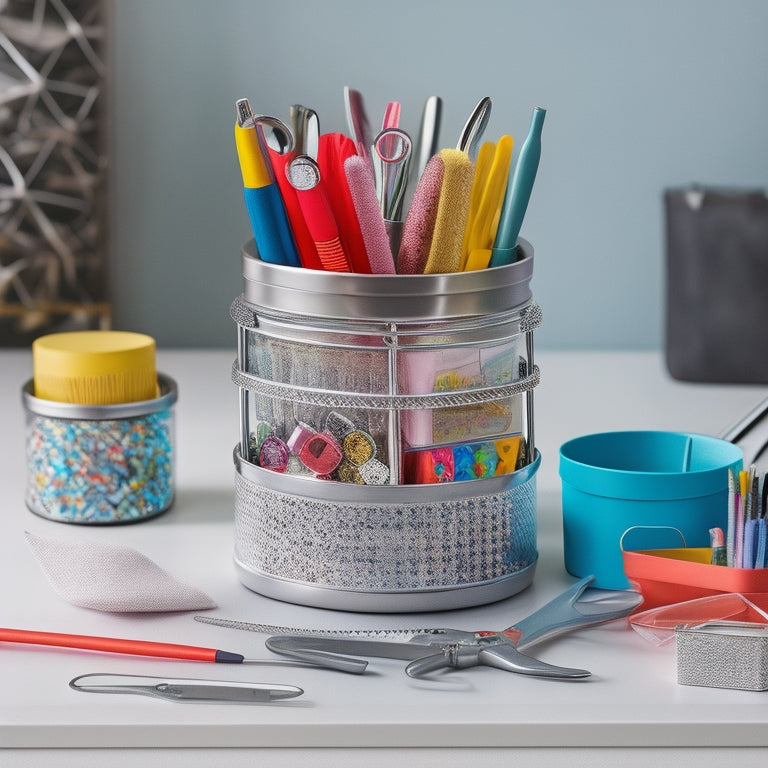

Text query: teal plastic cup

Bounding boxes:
[559,431,742,589]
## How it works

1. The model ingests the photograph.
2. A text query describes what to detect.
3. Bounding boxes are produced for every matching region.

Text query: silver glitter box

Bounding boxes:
[677,621,768,690]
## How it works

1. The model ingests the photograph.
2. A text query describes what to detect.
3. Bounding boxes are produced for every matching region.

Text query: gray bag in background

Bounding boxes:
[665,187,768,383]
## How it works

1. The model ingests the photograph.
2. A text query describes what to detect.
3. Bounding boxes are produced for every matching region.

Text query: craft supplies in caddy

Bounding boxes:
[230,90,546,612]
[22,330,177,524]
[559,431,742,590]
[232,240,541,612]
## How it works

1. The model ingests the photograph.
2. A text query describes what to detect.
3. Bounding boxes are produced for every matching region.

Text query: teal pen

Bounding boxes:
[489,106,546,267]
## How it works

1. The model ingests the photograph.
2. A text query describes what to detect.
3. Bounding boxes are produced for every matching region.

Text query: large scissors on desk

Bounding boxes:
[199,577,642,679]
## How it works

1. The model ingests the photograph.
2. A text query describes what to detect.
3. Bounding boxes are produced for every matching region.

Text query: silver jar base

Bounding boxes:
[233,447,539,612]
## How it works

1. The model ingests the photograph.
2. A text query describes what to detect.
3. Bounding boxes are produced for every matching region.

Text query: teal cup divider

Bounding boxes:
[559,431,743,589]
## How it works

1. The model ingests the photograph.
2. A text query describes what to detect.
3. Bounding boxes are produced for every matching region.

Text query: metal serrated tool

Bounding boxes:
[194,577,642,679]
[194,615,425,641]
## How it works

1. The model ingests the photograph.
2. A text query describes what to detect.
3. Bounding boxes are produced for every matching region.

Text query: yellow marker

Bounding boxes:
[462,135,513,271]
[460,141,495,269]
[234,120,273,189]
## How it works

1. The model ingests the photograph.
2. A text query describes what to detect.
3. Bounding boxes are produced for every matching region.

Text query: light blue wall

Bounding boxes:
[109,0,768,349]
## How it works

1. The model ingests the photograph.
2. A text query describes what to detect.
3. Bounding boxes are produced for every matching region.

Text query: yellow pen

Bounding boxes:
[234,99,300,267]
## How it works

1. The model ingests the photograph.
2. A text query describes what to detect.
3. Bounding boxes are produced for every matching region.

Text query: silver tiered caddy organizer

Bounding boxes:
[231,238,542,612]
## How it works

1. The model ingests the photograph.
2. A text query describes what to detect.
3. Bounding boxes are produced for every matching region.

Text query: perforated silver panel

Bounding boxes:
[234,464,538,593]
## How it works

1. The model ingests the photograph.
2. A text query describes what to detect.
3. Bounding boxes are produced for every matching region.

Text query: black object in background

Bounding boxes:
[665,187,768,383]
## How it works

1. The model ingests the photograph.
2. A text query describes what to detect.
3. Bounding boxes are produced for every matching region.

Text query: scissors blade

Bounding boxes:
[267,634,431,663]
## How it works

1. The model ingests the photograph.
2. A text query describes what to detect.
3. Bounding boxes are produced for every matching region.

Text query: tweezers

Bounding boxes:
[69,673,303,703]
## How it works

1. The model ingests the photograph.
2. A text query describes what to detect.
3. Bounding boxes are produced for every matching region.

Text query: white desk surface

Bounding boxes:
[3,348,768,767]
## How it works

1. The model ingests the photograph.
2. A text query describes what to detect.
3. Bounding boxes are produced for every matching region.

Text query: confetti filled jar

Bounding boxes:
[22,372,178,525]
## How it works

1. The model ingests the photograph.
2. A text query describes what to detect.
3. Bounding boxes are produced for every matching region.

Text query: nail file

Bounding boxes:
[460,141,495,269]
[422,148,474,274]
[396,153,444,274]
[344,155,396,274]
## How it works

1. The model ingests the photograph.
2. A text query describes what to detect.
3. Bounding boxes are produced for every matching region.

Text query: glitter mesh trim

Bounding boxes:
[233,468,538,591]
[230,296,257,328]
[231,360,539,410]
[520,303,543,333]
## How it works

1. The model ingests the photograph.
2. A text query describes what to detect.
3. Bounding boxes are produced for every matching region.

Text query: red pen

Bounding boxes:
[0,627,247,663]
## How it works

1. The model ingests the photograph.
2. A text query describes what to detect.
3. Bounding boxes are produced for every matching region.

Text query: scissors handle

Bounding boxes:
[513,576,644,651]
[404,642,591,679]
[479,645,590,679]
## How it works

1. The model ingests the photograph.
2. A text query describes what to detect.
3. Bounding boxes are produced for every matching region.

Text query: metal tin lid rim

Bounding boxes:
[21,373,178,420]
[241,238,534,321]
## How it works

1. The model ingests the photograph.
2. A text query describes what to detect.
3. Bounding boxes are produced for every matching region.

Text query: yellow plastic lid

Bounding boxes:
[33,330,158,405]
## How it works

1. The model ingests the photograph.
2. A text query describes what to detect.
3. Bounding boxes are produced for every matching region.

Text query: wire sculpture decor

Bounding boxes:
[0,0,109,345]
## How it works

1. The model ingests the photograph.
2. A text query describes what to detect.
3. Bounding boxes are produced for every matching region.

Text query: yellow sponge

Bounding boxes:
[33,330,158,405]
[422,149,474,274]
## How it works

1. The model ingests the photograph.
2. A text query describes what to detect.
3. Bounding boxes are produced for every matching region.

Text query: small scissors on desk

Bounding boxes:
[262,577,643,679]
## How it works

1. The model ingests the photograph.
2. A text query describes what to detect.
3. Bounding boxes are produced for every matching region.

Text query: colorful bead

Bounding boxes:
[298,432,343,475]
[357,457,390,485]
[342,430,376,466]
[325,411,355,443]
[453,445,478,482]
[472,442,499,478]
[259,435,290,472]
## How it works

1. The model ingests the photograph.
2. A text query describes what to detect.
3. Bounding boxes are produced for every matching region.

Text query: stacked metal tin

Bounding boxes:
[231,239,541,611]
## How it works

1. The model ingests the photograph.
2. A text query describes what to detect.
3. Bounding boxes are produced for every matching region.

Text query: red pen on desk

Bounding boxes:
[0,627,367,673]
[0,627,247,663]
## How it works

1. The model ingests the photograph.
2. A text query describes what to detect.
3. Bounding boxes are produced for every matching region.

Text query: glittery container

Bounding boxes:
[22,374,177,524]
[234,447,540,612]
[231,239,540,611]
[677,621,768,690]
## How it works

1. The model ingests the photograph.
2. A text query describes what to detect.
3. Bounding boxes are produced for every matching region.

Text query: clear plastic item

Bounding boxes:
[629,592,768,646]
[233,294,538,486]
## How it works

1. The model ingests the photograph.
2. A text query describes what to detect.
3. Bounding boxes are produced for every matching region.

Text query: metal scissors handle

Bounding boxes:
[405,576,643,651]
[265,633,589,680]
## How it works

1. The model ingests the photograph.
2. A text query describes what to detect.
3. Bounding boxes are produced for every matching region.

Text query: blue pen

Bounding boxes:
[744,518,758,568]
[234,99,301,267]
[489,106,546,267]
[756,518,767,569]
